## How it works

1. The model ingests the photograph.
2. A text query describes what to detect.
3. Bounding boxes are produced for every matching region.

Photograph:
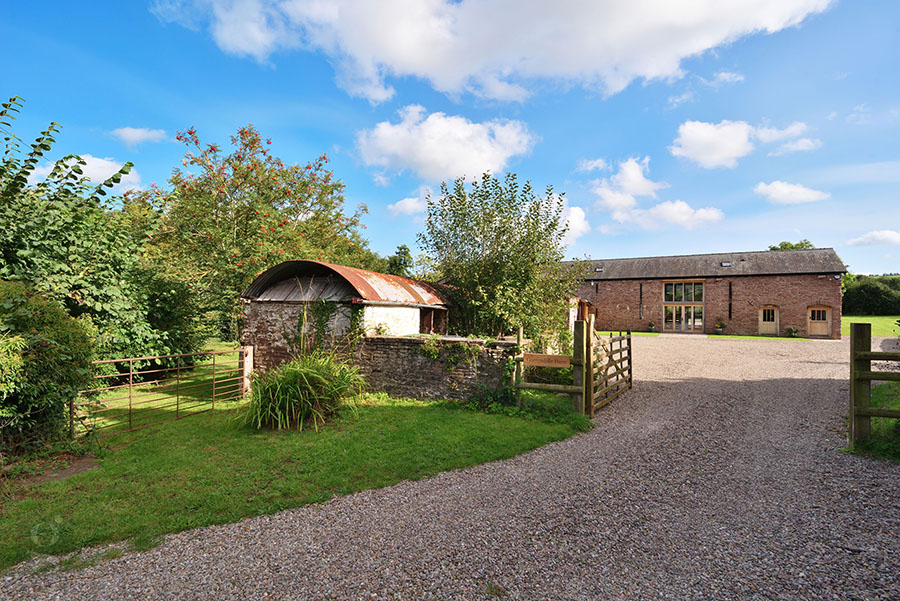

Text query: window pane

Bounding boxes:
[684,284,693,302]
[665,305,674,329]
[674,283,683,302]
[674,306,682,330]
[665,283,674,302]
[694,283,703,302]
[694,306,703,329]
[684,306,692,330]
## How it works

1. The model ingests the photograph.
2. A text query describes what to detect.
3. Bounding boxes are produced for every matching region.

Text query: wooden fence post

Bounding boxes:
[515,326,523,407]
[584,315,595,416]
[242,345,254,396]
[850,323,871,444]
[626,330,633,389]
[573,320,585,414]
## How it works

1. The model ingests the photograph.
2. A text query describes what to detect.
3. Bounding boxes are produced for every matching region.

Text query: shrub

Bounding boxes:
[0,281,93,452]
[843,278,900,315]
[236,351,364,431]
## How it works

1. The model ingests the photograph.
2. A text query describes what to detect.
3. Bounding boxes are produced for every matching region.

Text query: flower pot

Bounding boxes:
[715,327,723,335]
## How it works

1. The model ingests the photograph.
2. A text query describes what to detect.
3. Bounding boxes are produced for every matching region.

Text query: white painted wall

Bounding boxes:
[363,305,420,336]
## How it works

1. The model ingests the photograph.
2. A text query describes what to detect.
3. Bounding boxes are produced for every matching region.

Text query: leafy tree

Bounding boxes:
[0,96,207,361]
[385,244,414,277]
[768,239,815,251]
[418,172,586,343]
[843,276,900,315]
[136,125,381,338]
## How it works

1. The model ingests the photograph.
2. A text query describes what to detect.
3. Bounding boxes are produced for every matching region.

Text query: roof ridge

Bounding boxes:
[571,247,837,264]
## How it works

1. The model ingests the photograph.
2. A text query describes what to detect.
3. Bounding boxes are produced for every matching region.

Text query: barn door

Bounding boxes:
[808,306,831,336]
[759,306,778,335]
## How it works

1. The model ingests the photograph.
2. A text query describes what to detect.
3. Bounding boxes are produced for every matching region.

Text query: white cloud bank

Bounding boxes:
[562,203,590,246]
[846,230,900,246]
[152,0,832,102]
[592,157,722,229]
[111,127,168,147]
[754,180,830,204]
[670,119,820,168]
[357,105,534,182]
[29,155,142,191]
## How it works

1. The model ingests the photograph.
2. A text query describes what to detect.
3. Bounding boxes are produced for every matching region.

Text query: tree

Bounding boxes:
[418,172,586,342]
[768,239,815,251]
[385,245,414,277]
[0,96,206,361]
[137,125,381,338]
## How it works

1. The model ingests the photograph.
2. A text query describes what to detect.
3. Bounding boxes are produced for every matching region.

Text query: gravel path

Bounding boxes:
[4,336,900,600]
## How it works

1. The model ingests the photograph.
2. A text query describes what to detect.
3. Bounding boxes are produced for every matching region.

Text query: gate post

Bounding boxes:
[850,323,871,444]
[515,326,523,407]
[573,320,585,415]
[242,345,254,395]
[583,315,595,415]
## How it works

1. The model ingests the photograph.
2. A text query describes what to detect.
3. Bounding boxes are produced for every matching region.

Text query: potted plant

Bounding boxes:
[648,321,657,333]
[714,317,726,335]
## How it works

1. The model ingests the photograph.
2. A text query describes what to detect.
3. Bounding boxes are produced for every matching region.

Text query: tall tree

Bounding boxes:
[136,125,381,338]
[768,239,815,251]
[418,172,586,343]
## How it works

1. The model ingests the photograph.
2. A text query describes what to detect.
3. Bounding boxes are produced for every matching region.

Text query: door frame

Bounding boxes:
[807,305,832,337]
[758,305,779,336]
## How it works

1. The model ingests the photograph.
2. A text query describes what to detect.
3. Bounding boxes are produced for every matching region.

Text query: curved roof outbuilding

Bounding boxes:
[241,260,449,308]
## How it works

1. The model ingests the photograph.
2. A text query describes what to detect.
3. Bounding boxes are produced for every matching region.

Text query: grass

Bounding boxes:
[842,315,900,338]
[0,394,581,571]
[852,382,900,463]
[596,330,659,337]
[707,334,808,341]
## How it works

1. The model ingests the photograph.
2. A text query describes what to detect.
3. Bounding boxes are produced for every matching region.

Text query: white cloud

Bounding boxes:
[562,204,590,246]
[753,121,807,143]
[671,119,819,168]
[356,105,534,181]
[713,71,744,84]
[846,230,900,246]
[670,120,755,168]
[576,157,607,173]
[111,127,168,147]
[372,173,390,187]
[153,0,833,102]
[29,154,142,191]
[768,137,823,156]
[667,91,694,108]
[847,103,870,124]
[754,180,830,204]
[592,157,721,229]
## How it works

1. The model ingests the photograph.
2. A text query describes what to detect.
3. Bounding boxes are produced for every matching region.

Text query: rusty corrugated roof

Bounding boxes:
[241,260,449,306]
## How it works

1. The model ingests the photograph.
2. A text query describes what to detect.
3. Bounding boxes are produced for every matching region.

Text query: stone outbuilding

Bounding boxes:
[241,260,450,371]
[573,248,846,338]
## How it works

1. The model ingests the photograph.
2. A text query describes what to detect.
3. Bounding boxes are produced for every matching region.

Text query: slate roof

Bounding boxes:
[572,248,846,281]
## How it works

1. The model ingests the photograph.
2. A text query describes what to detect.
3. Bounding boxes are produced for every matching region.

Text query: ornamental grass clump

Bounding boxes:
[236,351,364,431]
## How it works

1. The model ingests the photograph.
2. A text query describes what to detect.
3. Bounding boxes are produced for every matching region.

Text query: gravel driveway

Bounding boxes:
[4,335,900,600]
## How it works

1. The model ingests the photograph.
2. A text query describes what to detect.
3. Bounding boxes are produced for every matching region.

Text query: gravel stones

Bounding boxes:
[3,336,899,600]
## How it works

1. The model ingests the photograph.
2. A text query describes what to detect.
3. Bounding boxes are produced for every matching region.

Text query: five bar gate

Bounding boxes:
[513,315,632,416]
[71,346,254,439]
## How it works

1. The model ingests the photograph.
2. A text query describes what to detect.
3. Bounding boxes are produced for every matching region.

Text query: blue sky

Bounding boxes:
[4,0,899,273]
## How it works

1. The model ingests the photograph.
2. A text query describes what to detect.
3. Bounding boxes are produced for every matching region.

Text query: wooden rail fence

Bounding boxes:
[849,323,900,444]
[71,346,253,439]
[512,316,633,416]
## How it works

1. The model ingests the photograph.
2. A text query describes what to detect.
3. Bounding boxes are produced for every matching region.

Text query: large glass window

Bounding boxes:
[662,280,705,332]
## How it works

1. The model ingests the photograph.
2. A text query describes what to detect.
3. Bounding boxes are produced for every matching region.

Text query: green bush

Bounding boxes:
[0,281,93,451]
[236,351,365,431]
[843,278,900,315]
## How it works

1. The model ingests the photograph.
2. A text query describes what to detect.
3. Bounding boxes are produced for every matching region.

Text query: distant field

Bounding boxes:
[842,315,900,337]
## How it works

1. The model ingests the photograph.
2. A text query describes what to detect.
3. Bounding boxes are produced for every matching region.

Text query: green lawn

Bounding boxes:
[596,330,659,337]
[842,315,900,337]
[852,382,900,463]
[707,334,808,341]
[0,395,580,570]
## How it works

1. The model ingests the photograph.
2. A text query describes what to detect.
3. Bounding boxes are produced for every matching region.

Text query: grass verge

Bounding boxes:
[842,315,900,338]
[707,334,809,341]
[596,330,658,337]
[0,394,580,571]
[852,382,900,462]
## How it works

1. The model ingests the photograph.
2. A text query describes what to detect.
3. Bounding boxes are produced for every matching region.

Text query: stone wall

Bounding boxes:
[352,336,517,401]
[577,273,842,338]
[242,299,516,400]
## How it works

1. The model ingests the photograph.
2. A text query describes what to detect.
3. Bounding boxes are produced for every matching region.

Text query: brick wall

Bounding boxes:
[577,273,842,338]
[242,300,516,399]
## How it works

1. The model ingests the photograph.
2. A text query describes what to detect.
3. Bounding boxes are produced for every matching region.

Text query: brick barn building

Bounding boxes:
[574,248,846,338]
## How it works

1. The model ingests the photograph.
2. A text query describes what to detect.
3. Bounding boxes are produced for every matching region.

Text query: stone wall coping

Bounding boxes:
[364,334,518,348]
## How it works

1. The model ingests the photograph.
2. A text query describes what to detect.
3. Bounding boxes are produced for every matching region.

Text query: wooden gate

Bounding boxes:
[512,316,632,416]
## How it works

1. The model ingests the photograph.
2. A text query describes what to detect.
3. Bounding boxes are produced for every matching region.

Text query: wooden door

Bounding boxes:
[808,307,830,336]
[759,306,778,335]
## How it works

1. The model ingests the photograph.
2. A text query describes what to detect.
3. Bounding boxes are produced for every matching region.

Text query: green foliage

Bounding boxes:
[0,281,93,451]
[236,351,365,431]
[851,382,900,462]
[135,125,381,340]
[418,172,587,342]
[385,244,414,277]
[0,96,209,363]
[784,326,800,338]
[767,239,815,251]
[462,388,592,432]
[417,335,442,360]
[842,277,900,315]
